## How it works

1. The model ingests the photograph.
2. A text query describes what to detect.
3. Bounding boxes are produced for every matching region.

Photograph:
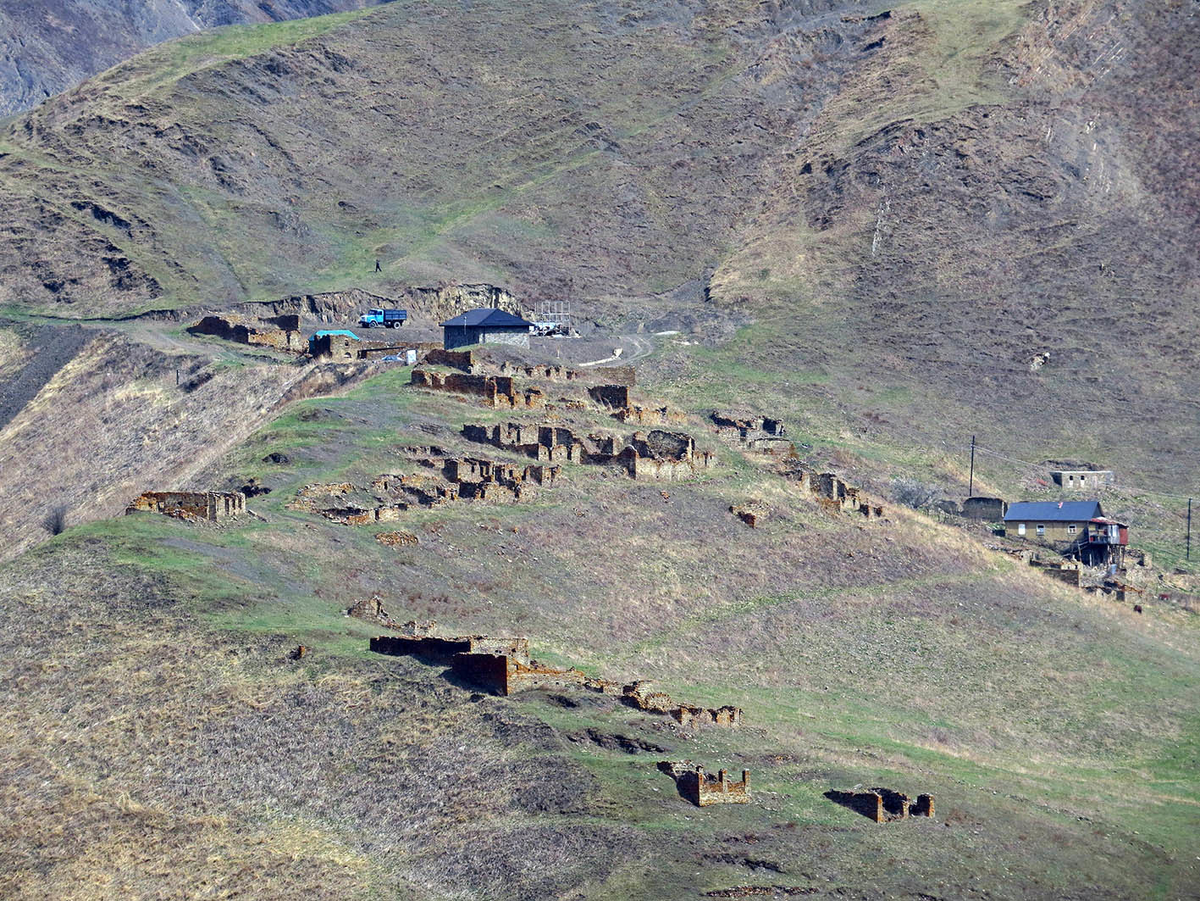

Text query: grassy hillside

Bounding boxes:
[0,0,383,116]
[0,1,1196,896]
[0,0,1195,498]
[3,361,1196,899]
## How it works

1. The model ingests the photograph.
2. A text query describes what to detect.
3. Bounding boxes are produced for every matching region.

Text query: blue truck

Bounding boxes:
[357,308,407,329]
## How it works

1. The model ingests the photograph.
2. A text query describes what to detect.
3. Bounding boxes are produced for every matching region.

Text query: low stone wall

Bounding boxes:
[411,369,544,409]
[621,680,744,729]
[463,422,715,481]
[187,314,302,351]
[825,788,934,822]
[126,491,245,522]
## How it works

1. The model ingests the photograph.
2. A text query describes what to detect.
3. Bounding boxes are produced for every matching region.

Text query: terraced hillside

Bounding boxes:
[0,1,1197,897]
[0,0,1196,495]
[2,358,1196,899]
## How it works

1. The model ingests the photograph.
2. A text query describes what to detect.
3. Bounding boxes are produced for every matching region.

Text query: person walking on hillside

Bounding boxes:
[374,258,382,273]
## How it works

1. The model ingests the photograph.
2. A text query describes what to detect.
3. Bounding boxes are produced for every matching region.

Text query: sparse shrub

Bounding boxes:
[891,477,940,510]
[42,504,69,535]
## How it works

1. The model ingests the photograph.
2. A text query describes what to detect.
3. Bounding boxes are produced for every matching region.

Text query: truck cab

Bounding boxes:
[358,308,407,329]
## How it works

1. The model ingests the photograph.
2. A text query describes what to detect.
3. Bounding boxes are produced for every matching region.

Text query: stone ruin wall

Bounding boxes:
[710,411,792,455]
[682,767,752,807]
[462,422,715,481]
[788,469,884,520]
[126,491,246,522]
[658,762,751,807]
[187,313,302,351]
[496,361,636,386]
[415,359,659,423]
[620,680,744,728]
[411,369,544,409]
[290,455,559,524]
[826,788,934,822]
[423,349,477,372]
[711,412,787,437]
[370,631,742,729]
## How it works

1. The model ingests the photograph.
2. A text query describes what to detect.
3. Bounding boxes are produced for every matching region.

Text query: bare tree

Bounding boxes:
[42,504,69,535]
[891,477,940,510]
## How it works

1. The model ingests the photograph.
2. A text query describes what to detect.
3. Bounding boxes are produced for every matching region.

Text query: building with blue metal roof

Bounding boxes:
[1004,500,1103,523]
[440,308,534,350]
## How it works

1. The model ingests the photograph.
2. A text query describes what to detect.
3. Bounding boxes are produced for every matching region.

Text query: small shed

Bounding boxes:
[1051,469,1115,491]
[309,329,361,361]
[962,496,1007,521]
[440,309,534,350]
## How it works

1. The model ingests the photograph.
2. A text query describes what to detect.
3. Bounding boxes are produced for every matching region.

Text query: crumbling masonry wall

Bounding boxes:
[785,468,884,520]
[826,788,934,822]
[126,491,245,522]
[369,631,741,729]
[411,368,543,409]
[187,314,302,351]
[290,456,559,523]
[672,765,752,807]
[462,422,715,481]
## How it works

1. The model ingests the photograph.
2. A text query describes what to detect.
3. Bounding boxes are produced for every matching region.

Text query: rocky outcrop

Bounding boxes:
[0,1,386,117]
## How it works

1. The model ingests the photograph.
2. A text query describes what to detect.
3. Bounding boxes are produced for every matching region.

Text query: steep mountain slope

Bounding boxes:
[0,0,383,116]
[0,0,1195,499]
[0,4,1197,895]
[2,364,1197,899]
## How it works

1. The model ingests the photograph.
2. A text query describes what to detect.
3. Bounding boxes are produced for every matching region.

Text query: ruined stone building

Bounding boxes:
[370,632,585,695]
[291,454,558,524]
[462,422,715,481]
[411,369,544,408]
[308,330,361,361]
[785,468,884,519]
[826,787,934,822]
[660,762,751,807]
[126,491,246,522]
[187,313,302,351]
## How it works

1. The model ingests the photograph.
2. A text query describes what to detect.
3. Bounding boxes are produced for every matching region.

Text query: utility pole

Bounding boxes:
[1188,498,1192,561]
[968,435,976,498]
